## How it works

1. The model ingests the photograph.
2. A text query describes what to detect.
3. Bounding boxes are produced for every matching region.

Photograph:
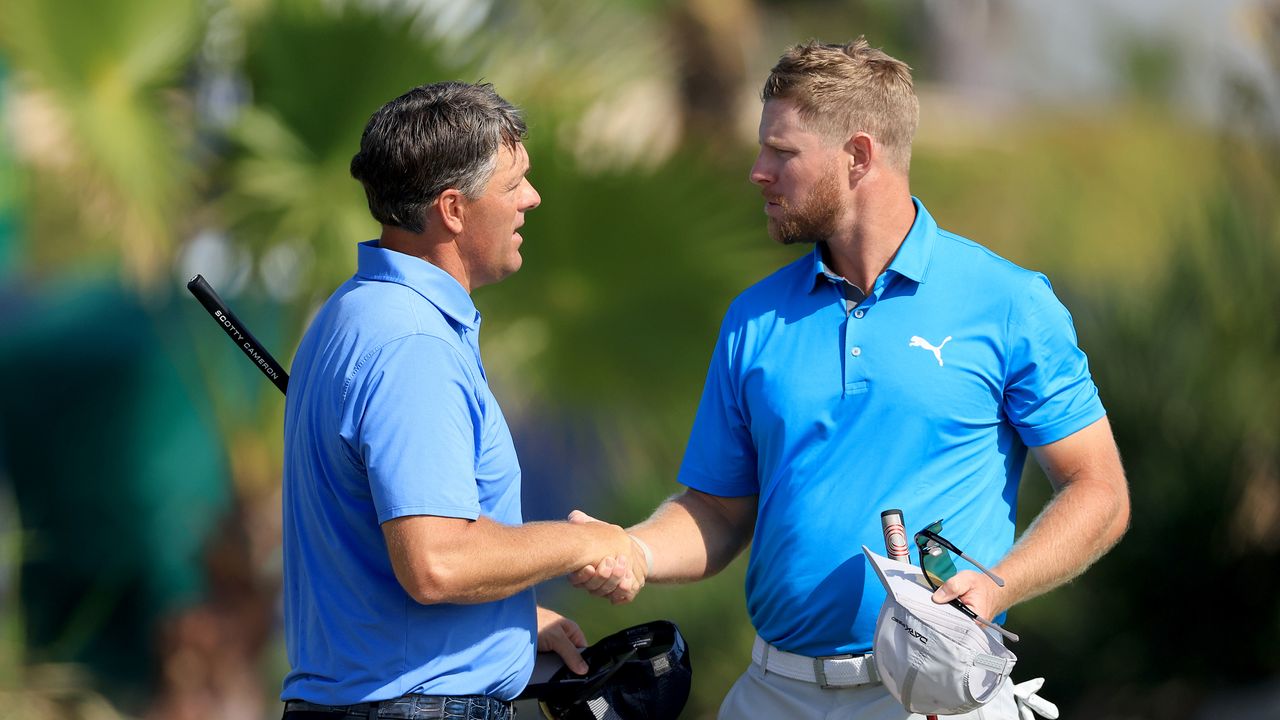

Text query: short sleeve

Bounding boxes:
[677,313,759,497]
[1003,275,1106,446]
[347,334,482,523]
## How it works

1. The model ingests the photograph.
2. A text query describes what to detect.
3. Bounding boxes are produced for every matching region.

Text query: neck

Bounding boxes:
[379,225,473,293]
[823,181,916,292]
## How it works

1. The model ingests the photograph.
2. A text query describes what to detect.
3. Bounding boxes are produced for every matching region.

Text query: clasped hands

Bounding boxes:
[566,510,647,604]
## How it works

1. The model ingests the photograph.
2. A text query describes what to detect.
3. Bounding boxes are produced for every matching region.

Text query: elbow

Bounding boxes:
[384,516,477,604]
[1107,482,1132,547]
[398,560,463,605]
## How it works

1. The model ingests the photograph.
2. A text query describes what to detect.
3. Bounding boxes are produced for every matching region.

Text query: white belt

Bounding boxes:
[751,635,880,689]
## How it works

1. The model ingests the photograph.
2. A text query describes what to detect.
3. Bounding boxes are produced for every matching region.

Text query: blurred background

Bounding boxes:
[0,0,1277,718]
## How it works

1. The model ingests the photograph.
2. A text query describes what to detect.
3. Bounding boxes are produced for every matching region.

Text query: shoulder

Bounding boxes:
[931,228,1045,290]
[929,228,1063,318]
[332,278,459,341]
[313,281,475,396]
[343,333,480,419]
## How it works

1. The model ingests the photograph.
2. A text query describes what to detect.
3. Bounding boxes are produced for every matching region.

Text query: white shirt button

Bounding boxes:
[854,309,866,318]
[851,347,862,357]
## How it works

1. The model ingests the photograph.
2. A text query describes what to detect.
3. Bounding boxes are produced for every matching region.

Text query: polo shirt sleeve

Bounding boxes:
[347,333,482,524]
[1003,274,1106,447]
[677,312,759,497]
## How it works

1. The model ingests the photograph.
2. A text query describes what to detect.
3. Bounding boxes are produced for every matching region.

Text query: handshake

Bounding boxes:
[566,509,652,605]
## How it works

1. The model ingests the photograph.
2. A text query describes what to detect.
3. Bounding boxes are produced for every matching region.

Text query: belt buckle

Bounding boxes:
[812,655,845,689]
[812,653,865,689]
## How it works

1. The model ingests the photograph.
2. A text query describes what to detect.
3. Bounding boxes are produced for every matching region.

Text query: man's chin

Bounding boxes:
[767,218,819,246]
[765,220,787,245]
[488,255,523,285]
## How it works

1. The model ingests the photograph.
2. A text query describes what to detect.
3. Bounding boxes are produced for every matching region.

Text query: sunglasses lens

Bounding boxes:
[921,544,957,589]
[915,520,957,589]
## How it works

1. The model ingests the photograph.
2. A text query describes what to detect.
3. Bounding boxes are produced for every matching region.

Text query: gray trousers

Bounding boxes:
[717,661,1018,720]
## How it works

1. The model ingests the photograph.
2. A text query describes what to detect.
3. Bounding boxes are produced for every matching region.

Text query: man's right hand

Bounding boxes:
[566,510,647,604]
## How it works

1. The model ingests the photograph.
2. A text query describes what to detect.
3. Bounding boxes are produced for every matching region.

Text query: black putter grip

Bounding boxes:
[186,274,290,396]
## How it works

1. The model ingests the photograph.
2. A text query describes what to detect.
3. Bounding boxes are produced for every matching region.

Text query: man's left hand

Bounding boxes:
[930,569,1006,620]
[536,606,588,675]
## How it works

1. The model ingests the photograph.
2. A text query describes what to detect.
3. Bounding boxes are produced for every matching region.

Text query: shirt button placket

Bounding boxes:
[843,301,871,396]
[850,305,866,359]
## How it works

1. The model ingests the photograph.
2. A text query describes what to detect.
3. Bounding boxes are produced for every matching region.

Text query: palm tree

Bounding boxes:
[0,0,202,286]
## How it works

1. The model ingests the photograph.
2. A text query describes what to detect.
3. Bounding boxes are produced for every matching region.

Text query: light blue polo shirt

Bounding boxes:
[678,198,1105,657]
[281,240,535,704]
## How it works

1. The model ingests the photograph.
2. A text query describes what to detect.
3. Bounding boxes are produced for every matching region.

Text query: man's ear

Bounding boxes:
[434,189,466,235]
[844,132,874,185]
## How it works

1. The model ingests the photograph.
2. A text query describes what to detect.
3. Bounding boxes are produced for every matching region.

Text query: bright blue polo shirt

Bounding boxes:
[281,240,534,704]
[678,198,1105,657]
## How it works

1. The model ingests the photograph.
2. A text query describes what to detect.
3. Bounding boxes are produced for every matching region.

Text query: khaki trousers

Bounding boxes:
[717,661,1018,720]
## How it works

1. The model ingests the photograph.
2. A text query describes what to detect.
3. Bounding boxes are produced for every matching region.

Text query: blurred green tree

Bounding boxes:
[1017,136,1280,719]
[0,0,202,286]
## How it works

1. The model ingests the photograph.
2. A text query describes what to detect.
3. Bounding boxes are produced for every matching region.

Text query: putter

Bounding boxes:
[186,274,289,396]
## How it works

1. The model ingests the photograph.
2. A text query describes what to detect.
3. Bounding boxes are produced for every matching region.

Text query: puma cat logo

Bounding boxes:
[909,335,952,366]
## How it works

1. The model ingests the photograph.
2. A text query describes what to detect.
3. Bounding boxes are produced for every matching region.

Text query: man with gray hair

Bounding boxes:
[574,38,1129,719]
[280,82,643,720]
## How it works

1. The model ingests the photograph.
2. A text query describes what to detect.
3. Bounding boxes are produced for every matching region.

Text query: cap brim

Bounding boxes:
[863,544,951,608]
[864,545,1000,634]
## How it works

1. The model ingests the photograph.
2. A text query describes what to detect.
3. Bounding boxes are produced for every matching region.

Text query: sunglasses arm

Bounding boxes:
[954,549,1005,588]
[967,607,1020,643]
[922,531,1006,589]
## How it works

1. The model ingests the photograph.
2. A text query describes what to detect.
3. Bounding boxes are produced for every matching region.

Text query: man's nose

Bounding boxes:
[523,181,541,211]
[748,155,770,186]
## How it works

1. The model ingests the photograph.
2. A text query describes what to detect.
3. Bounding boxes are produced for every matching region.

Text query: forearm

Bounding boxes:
[629,490,756,583]
[995,481,1127,610]
[930,418,1129,620]
[994,460,1129,611]
[386,515,631,604]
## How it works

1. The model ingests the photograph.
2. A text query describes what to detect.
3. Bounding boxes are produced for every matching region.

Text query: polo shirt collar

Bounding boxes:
[812,245,843,287]
[808,195,937,291]
[355,240,480,330]
[886,196,936,284]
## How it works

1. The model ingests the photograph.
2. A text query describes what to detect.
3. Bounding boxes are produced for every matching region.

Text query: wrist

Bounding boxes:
[628,533,654,576]
[989,566,1016,615]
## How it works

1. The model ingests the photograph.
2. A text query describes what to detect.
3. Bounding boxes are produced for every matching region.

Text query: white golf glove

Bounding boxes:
[1012,678,1059,720]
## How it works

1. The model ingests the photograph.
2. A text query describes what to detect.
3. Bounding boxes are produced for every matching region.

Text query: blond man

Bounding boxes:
[574,39,1129,719]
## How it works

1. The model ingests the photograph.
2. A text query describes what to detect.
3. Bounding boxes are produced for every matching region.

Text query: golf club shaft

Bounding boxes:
[186,274,289,396]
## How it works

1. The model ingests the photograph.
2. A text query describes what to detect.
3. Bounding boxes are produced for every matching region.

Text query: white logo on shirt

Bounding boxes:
[909,335,952,366]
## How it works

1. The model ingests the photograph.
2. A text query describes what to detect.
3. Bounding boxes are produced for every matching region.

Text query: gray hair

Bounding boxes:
[350,82,527,232]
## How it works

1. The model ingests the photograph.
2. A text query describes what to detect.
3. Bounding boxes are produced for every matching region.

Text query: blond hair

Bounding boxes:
[762,38,919,173]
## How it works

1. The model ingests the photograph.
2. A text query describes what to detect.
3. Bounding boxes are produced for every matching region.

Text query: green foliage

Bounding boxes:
[1023,140,1280,713]
[912,108,1212,292]
[221,0,464,301]
[1114,31,1181,105]
[0,0,202,283]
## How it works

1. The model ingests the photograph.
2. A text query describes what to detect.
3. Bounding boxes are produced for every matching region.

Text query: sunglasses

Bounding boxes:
[914,519,1019,643]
